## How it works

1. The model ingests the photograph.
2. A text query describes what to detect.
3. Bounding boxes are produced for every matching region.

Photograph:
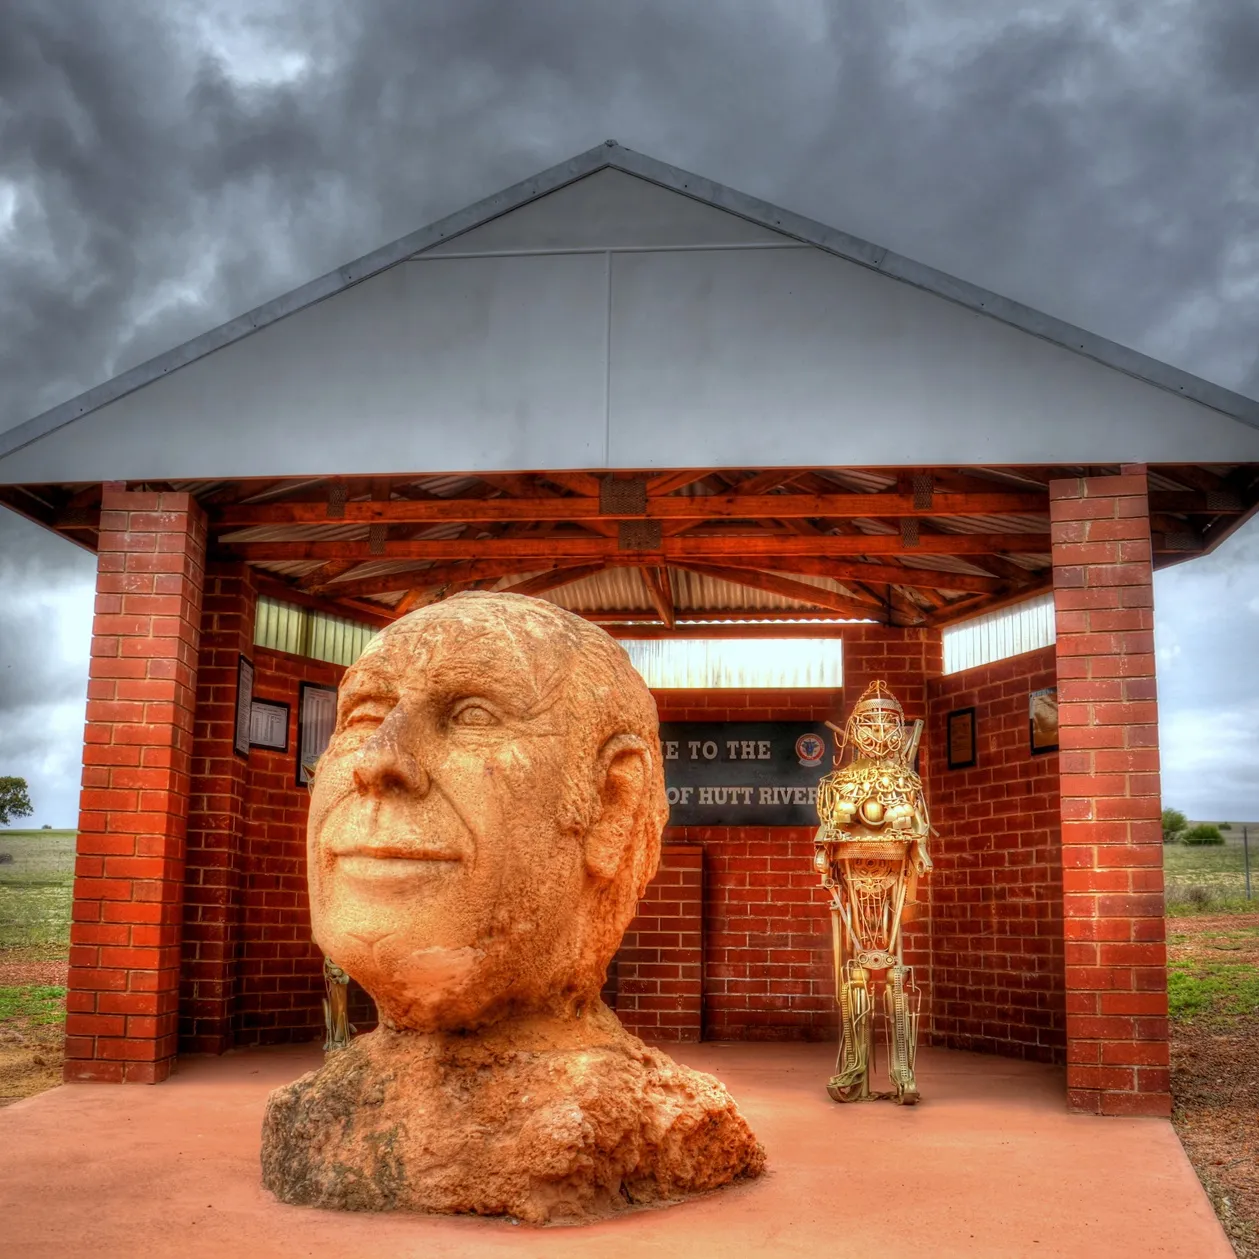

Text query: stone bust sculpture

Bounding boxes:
[261,592,764,1223]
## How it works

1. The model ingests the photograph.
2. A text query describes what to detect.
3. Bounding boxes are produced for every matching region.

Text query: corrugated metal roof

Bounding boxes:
[942,593,1056,674]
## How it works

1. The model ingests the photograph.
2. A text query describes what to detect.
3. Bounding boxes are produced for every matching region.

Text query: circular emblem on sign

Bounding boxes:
[796,733,825,767]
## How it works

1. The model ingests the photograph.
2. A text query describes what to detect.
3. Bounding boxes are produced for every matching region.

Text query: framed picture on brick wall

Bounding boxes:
[234,655,254,759]
[946,706,977,770]
[250,699,290,752]
[298,682,338,787]
[1029,687,1059,755]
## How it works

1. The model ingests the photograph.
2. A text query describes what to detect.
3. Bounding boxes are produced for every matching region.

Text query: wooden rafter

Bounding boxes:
[307,559,560,599]
[540,471,604,497]
[642,567,676,629]
[218,532,1052,563]
[675,563,885,621]
[730,555,1007,594]
[601,621,848,640]
[644,470,714,496]
[927,576,1055,626]
[211,489,1052,528]
[499,564,606,597]
[299,558,360,591]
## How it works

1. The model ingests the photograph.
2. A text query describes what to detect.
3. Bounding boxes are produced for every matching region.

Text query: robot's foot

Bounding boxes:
[826,1074,867,1103]
[893,1081,920,1106]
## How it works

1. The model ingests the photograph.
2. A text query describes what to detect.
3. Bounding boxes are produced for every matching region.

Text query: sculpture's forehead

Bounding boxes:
[349,608,577,703]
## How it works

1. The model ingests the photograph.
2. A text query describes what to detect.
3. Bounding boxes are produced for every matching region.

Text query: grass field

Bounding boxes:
[0,829,76,956]
[1164,829,1258,916]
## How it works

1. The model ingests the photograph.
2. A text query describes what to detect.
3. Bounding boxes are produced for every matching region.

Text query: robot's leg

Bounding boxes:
[883,964,921,1105]
[828,963,873,1102]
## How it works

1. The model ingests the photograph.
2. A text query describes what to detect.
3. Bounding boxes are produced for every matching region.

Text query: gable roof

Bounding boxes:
[2,139,1257,468]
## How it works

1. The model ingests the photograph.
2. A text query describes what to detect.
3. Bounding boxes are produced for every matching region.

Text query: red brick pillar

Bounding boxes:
[180,563,258,1053]
[1050,468,1169,1116]
[65,488,207,1083]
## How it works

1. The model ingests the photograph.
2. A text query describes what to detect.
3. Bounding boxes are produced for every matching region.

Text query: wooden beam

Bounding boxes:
[587,608,861,623]
[220,532,1052,563]
[735,556,1005,594]
[298,558,361,591]
[644,470,715,496]
[0,487,96,554]
[499,565,606,597]
[252,575,396,628]
[309,559,549,599]
[601,621,849,640]
[475,473,545,498]
[957,553,1041,585]
[675,563,883,620]
[393,588,430,616]
[1148,491,1245,514]
[1155,465,1230,493]
[213,489,1050,528]
[541,471,604,497]
[732,469,807,496]
[928,577,1054,627]
[642,567,676,629]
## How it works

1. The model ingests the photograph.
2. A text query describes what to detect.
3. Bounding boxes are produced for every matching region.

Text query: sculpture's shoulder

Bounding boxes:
[262,1019,764,1224]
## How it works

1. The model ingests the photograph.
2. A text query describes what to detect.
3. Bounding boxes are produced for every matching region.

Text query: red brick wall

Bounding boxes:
[66,490,207,1084]
[926,647,1065,1063]
[183,623,1083,1063]
[180,563,257,1053]
[1051,470,1170,1117]
[233,648,349,1046]
[610,846,703,1042]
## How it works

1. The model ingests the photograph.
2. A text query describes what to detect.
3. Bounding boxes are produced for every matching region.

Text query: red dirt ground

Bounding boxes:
[1169,911,1259,1259]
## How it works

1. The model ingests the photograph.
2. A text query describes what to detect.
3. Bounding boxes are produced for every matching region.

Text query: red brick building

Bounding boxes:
[2,145,1256,1117]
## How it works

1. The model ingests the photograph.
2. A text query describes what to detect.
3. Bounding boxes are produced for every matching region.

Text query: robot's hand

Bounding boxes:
[833,800,857,823]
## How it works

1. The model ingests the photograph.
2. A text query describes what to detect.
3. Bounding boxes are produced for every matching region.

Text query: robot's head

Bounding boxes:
[845,680,905,759]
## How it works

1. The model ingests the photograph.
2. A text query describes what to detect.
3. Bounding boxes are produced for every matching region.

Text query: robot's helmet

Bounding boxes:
[845,680,905,756]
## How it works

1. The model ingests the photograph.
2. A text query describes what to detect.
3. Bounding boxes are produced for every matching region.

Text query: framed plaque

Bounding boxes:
[233,655,254,759]
[946,706,977,770]
[249,699,290,751]
[657,721,832,826]
[1029,687,1059,755]
[298,682,338,787]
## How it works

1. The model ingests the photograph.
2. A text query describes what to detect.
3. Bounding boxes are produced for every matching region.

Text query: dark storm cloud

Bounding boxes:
[2,0,1258,430]
[1,0,1257,821]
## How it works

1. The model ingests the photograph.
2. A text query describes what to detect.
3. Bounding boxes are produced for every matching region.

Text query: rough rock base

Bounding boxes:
[260,1005,765,1224]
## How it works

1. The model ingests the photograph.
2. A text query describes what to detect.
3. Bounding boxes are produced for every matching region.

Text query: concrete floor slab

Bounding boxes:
[0,1043,1231,1259]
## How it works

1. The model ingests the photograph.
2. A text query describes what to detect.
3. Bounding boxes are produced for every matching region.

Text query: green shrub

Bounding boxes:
[1218,822,1233,831]
[1183,824,1225,846]
[1162,808,1188,843]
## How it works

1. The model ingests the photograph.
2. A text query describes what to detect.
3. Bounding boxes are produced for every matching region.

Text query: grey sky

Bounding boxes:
[1,0,1257,824]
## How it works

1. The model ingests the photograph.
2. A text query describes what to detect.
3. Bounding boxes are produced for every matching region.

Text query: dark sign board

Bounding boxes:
[659,722,834,827]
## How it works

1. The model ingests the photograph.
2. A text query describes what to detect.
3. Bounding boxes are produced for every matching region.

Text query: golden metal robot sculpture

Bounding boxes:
[813,680,933,1105]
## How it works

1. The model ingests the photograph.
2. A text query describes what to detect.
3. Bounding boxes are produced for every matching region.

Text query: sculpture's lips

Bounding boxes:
[333,845,463,882]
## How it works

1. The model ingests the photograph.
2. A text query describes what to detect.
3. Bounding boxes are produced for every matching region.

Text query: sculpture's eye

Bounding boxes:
[450,700,497,728]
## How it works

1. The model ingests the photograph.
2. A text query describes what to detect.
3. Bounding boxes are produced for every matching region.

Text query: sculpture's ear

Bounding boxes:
[584,734,651,883]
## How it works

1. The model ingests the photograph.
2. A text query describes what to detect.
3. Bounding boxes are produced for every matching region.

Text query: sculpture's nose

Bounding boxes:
[351,706,432,798]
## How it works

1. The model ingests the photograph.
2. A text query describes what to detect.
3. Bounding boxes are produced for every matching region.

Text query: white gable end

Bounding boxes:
[425,168,789,254]
[1,151,1256,484]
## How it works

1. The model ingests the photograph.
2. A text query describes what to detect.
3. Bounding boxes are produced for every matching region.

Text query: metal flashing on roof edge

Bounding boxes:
[3,142,1258,465]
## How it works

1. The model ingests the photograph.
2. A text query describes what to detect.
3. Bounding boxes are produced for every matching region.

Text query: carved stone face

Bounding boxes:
[306,593,665,1032]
